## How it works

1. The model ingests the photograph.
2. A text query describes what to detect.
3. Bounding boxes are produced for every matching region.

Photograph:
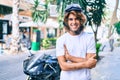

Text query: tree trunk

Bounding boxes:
[10,0,20,54]
[108,0,119,37]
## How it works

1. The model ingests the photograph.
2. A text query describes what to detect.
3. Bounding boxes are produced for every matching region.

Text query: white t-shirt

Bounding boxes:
[56,32,96,80]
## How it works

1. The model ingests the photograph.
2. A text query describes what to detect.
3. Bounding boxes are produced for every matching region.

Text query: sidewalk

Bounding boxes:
[91,44,120,80]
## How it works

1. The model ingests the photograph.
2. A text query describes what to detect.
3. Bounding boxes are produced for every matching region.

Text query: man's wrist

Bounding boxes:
[68,54,71,60]
[84,61,89,68]
[67,54,88,62]
[78,61,87,69]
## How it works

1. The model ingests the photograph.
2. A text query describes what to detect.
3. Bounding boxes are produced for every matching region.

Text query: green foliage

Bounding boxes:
[96,43,102,53]
[32,0,49,23]
[32,0,106,28]
[114,21,120,35]
[96,43,102,59]
[85,0,106,44]
[48,38,57,46]
[86,0,106,26]
[41,38,51,49]
[32,0,106,43]
[41,38,57,49]
[117,38,120,41]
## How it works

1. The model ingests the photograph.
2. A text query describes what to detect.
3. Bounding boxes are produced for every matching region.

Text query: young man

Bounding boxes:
[56,4,97,80]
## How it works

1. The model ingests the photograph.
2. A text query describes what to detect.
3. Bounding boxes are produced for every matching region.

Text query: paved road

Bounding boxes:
[0,49,56,80]
[0,52,28,80]
[0,45,120,80]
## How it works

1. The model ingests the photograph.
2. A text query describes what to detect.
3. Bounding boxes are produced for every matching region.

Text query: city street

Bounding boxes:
[0,45,120,80]
[0,0,120,80]
[0,52,28,80]
[0,49,56,80]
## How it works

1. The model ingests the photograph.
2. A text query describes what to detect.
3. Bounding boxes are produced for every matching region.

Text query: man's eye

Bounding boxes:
[76,17,80,20]
[68,18,73,21]
[68,18,79,21]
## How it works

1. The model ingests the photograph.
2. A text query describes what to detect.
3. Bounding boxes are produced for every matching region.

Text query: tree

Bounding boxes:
[11,0,20,53]
[32,0,49,23]
[85,0,106,42]
[32,0,106,43]
[108,0,119,37]
[114,21,120,35]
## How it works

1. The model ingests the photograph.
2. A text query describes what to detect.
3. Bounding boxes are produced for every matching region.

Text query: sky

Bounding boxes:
[106,0,120,10]
[106,0,120,19]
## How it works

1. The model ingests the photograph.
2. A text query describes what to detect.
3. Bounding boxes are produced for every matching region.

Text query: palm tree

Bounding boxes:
[108,0,119,37]
[10,0,20,53]
[32,0,49,23]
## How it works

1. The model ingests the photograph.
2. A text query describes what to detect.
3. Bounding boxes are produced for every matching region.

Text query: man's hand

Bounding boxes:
[85,55,97,69]
[64,44,88,63]
[64,44,70,60]
[64,44,97,68]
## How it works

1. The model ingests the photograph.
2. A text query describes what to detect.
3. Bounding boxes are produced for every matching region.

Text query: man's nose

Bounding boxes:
[72,18,77,23]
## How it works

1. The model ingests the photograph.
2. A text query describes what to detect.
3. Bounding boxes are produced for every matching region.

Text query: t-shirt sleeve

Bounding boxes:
[56,38,65,57]
[87,34,96,53]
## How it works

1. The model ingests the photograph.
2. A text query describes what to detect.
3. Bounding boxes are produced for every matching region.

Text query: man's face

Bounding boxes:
[68,13,80,32]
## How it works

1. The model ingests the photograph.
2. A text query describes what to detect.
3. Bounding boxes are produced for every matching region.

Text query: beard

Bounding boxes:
[70,25,84,35]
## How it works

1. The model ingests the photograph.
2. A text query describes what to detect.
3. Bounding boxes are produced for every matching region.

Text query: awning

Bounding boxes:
[19,19,59,28]
[19,21,44,27]
[45,19,59,28]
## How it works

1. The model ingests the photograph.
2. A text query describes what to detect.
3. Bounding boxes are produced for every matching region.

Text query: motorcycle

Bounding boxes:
[23,48,61,80]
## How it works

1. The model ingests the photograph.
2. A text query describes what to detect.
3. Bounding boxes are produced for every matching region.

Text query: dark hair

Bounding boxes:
[63,11,87,31]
